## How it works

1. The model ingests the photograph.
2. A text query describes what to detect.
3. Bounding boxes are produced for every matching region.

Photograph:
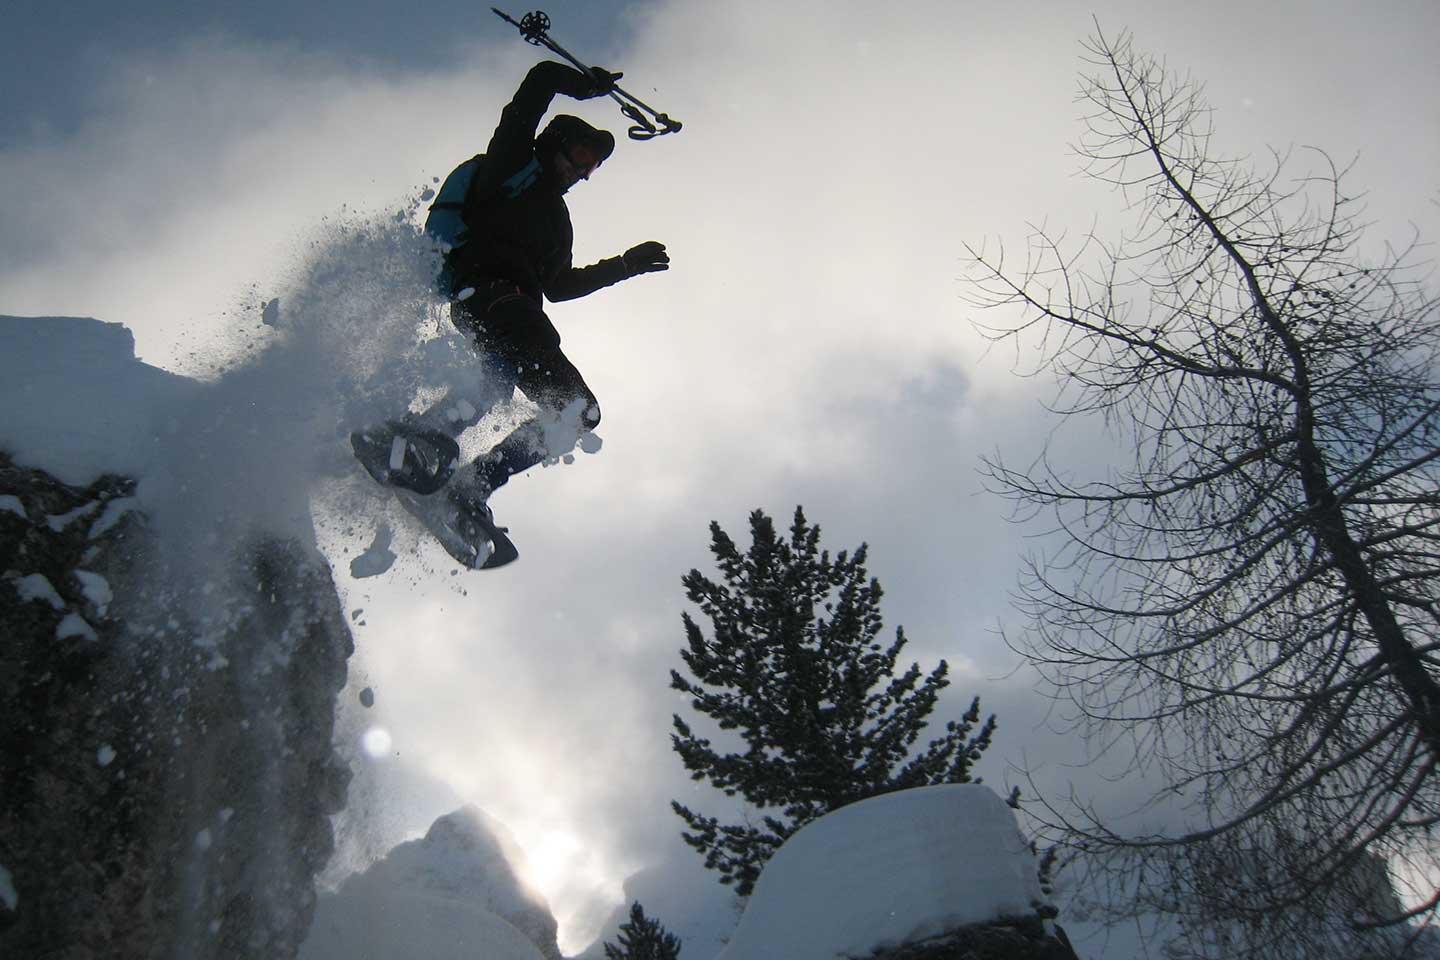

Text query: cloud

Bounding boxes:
[0,31,529,365]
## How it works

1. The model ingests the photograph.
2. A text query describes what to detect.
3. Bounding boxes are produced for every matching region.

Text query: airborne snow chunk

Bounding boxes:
[350,523,397,579]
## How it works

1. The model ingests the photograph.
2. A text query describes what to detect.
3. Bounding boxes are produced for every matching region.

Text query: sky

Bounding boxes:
[3,0,1438,954]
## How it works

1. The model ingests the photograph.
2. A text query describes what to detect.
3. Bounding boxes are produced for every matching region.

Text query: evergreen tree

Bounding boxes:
[602,902,682,960]
[670,507,997,895]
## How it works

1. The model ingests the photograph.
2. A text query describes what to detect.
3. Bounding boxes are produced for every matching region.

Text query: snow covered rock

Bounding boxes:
[862,924,1080,960]
[0,315,200,487]
[303,806,562,960]
[0,317,356,959]
[716,784,1067,960]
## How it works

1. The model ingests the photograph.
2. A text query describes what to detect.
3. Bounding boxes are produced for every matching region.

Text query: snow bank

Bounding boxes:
[0,316,198,487]
[717,784,1044,960]
[301,891,547,960]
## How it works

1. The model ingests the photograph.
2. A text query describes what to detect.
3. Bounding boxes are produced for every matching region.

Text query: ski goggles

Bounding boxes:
[567,141,605,179]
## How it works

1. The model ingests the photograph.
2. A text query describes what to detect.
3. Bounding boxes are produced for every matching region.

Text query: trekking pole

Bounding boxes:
[491,8,683,140]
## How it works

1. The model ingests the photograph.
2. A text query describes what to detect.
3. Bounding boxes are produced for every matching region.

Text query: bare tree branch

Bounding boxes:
[968,25,1440,959]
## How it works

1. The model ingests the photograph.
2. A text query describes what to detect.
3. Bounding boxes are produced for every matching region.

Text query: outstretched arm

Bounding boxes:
[545,242,670,302]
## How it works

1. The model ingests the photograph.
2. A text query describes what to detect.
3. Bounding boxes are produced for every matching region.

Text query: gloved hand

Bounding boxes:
[585,66,623,98]
[623,241,670,276]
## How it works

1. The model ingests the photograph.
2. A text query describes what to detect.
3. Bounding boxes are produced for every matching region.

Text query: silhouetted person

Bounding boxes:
[353,60,669,568]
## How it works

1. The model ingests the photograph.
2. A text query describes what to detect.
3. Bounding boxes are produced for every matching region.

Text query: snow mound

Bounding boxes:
[717,784,1044,960]
[301,806,561,960]
[338,806,552,917]
[302,891,547,960]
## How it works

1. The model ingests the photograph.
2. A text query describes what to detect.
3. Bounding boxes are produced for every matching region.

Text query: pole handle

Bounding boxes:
[492,7,683,140]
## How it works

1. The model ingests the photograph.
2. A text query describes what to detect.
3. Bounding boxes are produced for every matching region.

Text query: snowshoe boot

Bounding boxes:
[351,421,460,496]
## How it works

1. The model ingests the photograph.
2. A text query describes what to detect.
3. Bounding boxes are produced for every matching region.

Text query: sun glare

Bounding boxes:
[511,825,625,954]
[519,827,583,894]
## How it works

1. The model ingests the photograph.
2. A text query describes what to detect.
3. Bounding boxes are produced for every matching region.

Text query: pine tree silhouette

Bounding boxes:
[602,902,682,960]
[671,507,997,895]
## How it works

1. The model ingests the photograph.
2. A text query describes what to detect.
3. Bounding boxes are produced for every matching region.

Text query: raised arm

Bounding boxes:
[485,61,605,168]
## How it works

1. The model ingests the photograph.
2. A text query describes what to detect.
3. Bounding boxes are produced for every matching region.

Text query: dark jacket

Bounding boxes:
[450,61,629,304]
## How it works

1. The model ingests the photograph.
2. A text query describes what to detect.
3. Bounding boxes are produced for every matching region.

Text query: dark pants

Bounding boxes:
[448,281,601,494]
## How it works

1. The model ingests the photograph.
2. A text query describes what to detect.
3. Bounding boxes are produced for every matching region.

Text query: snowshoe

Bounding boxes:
[393,485,519,570]
[452,492,519,570]
[351,421,460,496]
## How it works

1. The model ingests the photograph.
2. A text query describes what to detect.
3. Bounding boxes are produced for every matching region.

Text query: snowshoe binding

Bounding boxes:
[394,484,519,570]
[351,421,460,496]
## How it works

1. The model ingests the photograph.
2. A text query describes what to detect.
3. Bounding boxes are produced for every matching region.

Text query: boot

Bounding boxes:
[351,421,460,495]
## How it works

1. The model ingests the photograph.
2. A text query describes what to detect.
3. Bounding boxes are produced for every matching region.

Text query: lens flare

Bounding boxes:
[361,726,393,758]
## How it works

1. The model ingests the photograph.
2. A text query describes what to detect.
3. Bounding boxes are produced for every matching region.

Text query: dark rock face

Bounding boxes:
[867,918,1082,960]
[0,452,354,959]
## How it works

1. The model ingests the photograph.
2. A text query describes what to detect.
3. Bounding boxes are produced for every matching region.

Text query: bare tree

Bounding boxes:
[964,26,1440,958]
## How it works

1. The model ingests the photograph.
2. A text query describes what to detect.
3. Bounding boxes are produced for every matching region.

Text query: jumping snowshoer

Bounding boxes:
[351,59,670,569]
